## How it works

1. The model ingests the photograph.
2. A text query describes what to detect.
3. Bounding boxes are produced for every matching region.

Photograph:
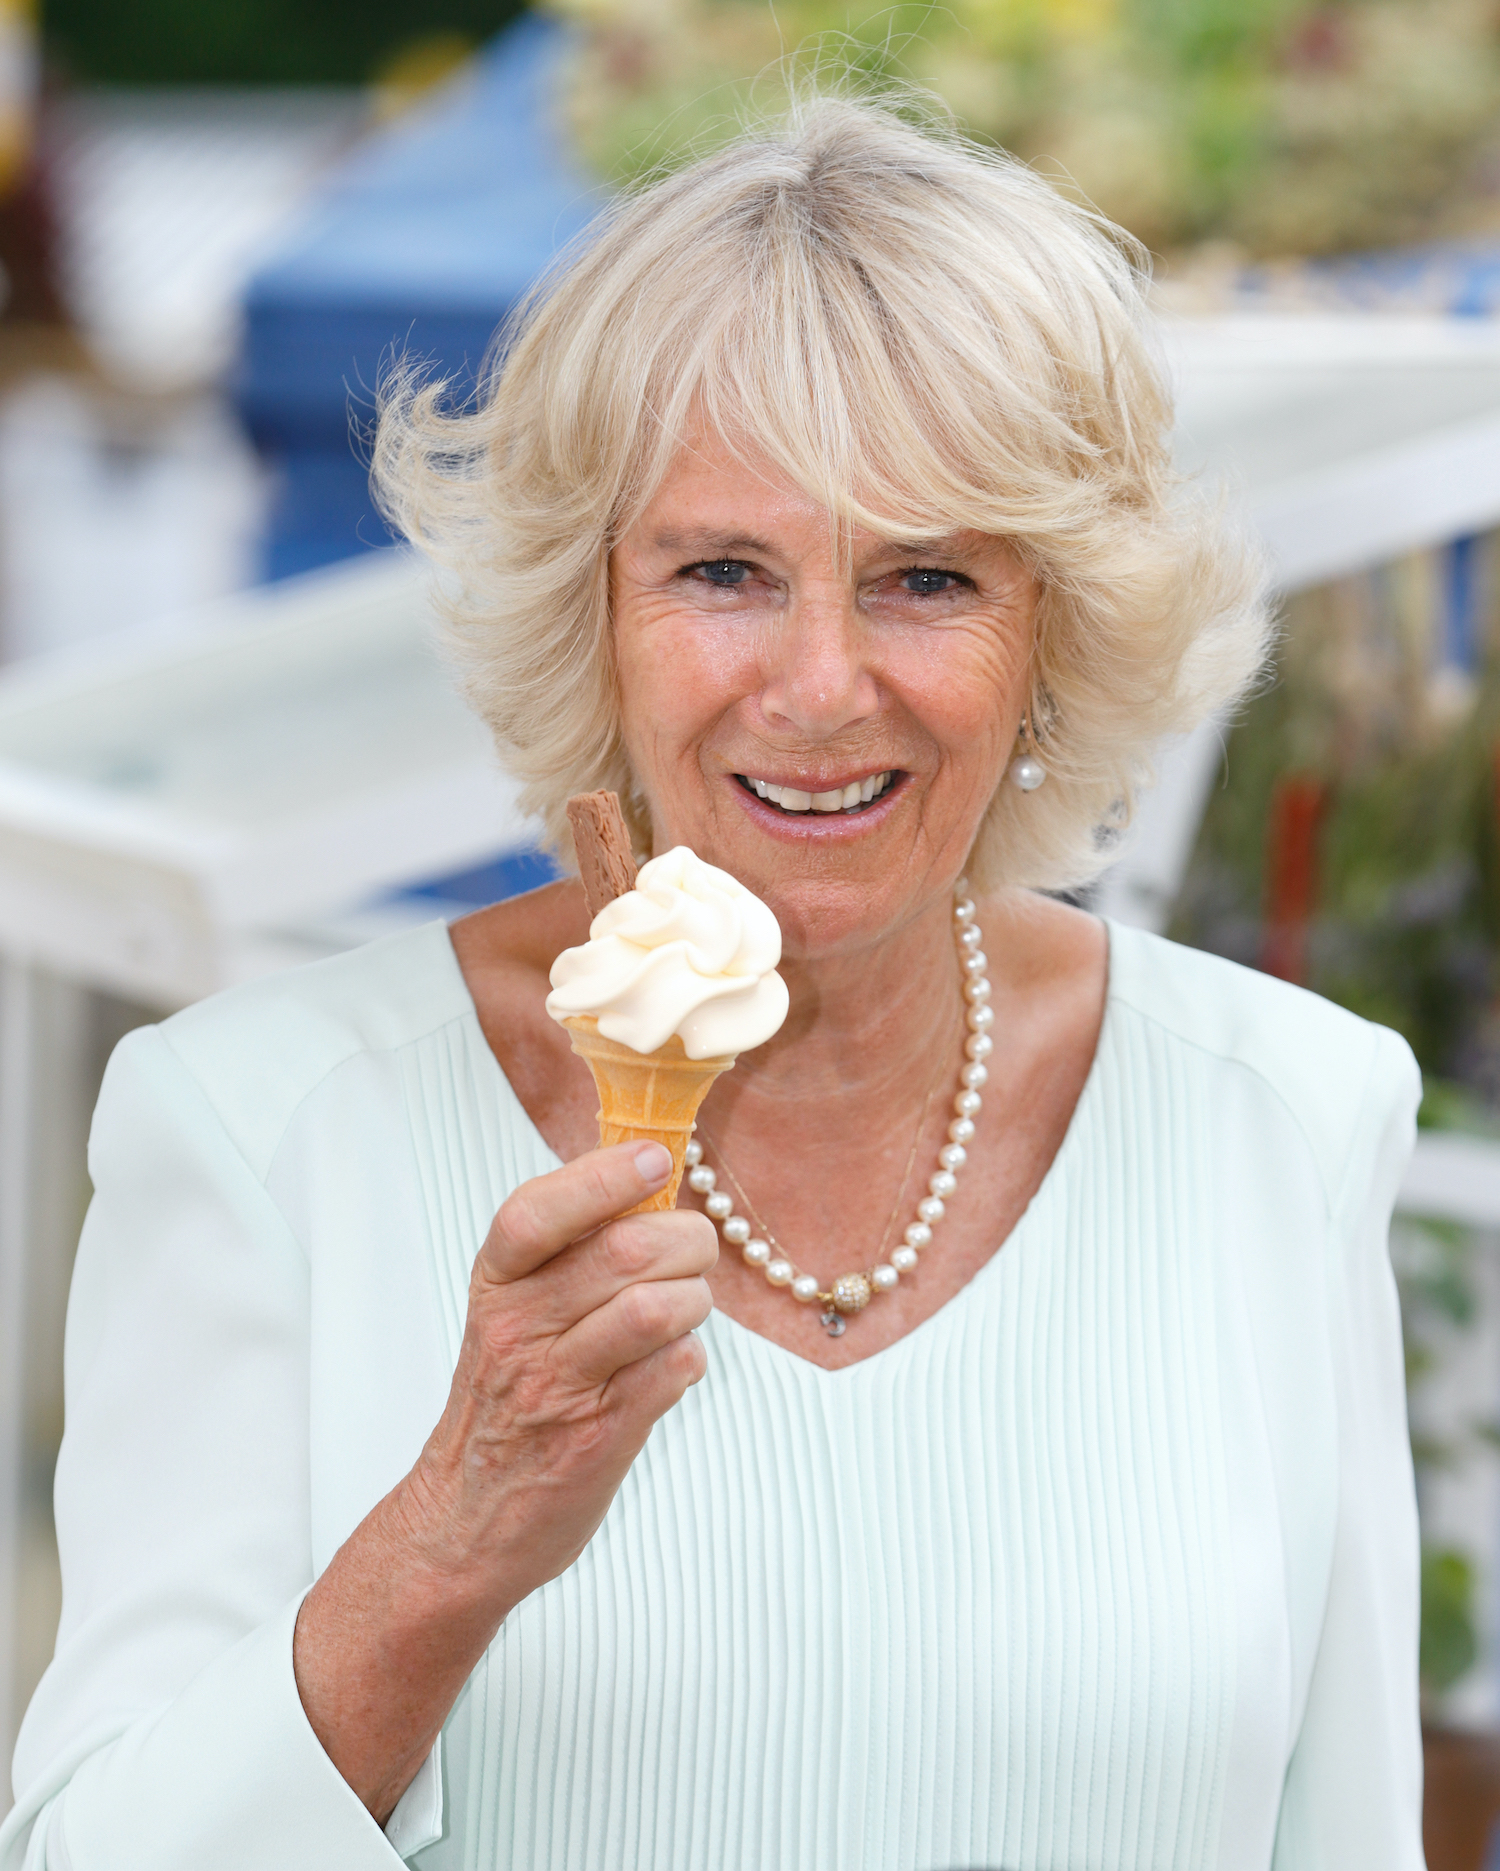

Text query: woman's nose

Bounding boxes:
[758,593,880,739]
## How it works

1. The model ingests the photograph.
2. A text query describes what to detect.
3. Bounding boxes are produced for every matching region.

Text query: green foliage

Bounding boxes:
[552,0,1500,255]
[1420,1078,1500,1137]
[1399,1216,1487,1701]
[1422,1545,1479,1695]
[1172,547,1500,1091]
[1126,0,1299,74]
[43,0,524,86]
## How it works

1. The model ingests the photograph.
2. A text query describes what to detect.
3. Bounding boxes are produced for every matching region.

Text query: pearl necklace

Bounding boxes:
[683,881,992,1336]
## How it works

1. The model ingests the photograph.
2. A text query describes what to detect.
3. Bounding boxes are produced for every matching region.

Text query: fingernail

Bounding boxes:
[634,1143,672,1183]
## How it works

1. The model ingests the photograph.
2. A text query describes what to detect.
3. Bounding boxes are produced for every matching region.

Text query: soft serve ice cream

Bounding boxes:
[546,846,788,1060]
[547,843,788,1213]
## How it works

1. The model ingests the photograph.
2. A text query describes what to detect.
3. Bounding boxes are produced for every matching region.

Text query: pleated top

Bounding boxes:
[3,917,1425,1871]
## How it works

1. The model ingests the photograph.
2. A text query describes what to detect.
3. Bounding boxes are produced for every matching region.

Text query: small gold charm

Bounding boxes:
[831,1272,873,1314]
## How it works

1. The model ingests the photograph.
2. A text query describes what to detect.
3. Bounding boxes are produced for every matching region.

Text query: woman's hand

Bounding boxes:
[414,1138,717,1589]
[292,1141,717,1826]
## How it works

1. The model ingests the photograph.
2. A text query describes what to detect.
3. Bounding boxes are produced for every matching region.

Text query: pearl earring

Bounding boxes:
[1009,713,1046,790]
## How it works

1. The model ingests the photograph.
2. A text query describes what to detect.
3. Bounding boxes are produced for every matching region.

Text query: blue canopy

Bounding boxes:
[237,13,602,580]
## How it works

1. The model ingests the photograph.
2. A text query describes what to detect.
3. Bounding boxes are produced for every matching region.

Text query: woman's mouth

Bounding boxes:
[734,770,898,815]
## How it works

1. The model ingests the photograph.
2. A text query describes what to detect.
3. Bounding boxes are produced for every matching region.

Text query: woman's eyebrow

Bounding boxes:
[880,532,971,556]
[652,530,775,557]
[651,529,976,558]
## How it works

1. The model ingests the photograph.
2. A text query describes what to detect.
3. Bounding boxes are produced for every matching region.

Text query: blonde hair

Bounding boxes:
[374,88,1271,891]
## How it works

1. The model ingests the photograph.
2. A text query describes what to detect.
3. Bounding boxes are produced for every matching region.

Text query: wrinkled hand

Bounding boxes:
[295,1141,716,1824]
[403,1139,718,1600]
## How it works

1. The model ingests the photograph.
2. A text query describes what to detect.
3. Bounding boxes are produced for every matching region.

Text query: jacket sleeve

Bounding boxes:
[1273,1026,1426,1870]
[0,1025,414,1870]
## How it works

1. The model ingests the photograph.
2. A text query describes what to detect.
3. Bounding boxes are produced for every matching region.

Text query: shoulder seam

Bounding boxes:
[1331,1024,1414,1223]
[158,1005,481,1188]
[121,1025,318,1261]
[1108,986,1378,1221]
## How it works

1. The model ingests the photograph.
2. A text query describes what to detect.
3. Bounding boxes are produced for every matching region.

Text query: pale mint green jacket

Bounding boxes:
[1,920,1424,1870]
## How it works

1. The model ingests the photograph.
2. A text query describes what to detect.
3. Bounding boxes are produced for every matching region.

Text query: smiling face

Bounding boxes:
[611,430,1038,960]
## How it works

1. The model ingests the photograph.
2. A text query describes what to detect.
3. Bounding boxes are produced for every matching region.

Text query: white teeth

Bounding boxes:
[745,770,895,812]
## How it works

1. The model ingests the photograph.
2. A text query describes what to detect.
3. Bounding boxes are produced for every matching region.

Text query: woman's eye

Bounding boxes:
[901,568,960,596]
[693,560,750,587]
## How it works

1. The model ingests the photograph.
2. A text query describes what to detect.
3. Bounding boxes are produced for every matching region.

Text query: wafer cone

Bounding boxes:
[564,1014,735,1212]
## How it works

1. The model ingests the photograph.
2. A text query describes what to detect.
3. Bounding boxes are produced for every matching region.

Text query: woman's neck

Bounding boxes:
[706,890,970,1129]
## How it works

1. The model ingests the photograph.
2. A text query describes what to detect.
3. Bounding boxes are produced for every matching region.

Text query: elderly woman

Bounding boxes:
[2,95,1420,1871]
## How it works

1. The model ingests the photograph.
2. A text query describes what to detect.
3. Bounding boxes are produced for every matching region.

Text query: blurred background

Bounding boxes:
[5,0,1500,1862]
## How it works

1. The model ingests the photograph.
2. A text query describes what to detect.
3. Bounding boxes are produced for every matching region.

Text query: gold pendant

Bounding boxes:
[831,1272,873,1314]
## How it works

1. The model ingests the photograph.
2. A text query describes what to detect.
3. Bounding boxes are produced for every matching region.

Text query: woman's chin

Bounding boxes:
[752,873,948,967]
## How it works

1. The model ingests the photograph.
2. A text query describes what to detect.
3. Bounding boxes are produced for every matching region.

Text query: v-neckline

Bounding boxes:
[701,950,1116,1380]
[436,916,1118,1378]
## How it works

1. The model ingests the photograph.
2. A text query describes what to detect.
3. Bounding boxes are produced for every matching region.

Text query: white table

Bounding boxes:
[0,546,532,1004]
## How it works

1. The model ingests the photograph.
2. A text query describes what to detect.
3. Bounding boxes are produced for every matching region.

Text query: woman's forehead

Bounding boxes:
[626,418,976,550]
[618,464,1005,571]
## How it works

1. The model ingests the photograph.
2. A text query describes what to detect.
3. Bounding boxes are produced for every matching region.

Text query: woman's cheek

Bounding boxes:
[661,622,770,746]
[615,602,691,721]
[614,612,746,800]
[899,631,1021,760]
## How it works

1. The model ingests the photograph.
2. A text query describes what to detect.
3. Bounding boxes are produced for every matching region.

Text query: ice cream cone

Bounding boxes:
[564,1015,736,1212]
